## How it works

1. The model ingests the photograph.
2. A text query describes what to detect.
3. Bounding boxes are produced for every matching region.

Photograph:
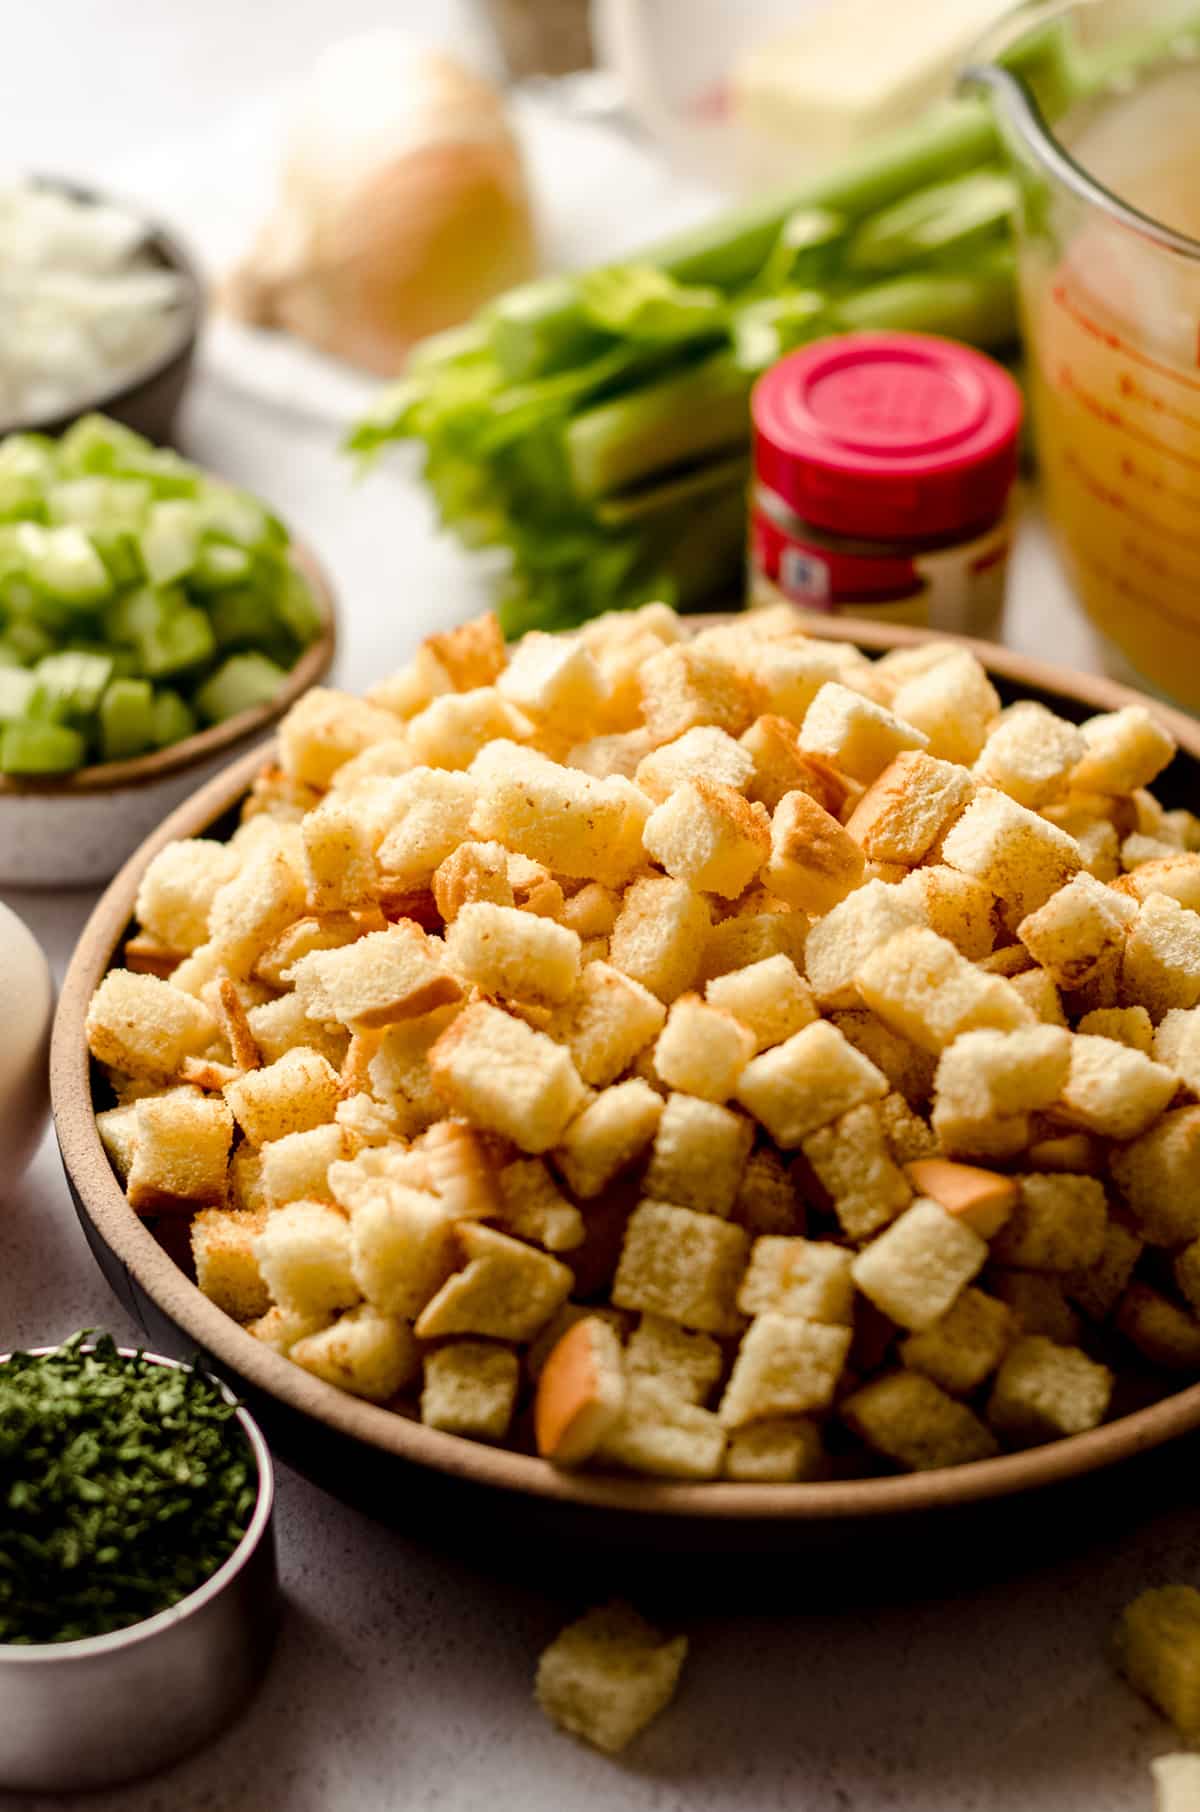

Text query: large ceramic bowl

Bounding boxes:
[0,546,335,888]
[49,617,1200,1566]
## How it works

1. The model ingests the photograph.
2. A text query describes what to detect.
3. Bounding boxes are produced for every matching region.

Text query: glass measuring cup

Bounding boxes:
[966,1,1200,707]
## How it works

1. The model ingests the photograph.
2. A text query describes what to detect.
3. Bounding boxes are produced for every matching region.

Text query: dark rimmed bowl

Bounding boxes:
[48,615,1200,1574]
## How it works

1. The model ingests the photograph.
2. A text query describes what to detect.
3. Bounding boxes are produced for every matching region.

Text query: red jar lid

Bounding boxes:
[752,331,1022,540]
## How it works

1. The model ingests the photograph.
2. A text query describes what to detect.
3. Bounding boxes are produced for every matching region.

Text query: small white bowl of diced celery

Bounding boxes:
[0,413,335,887]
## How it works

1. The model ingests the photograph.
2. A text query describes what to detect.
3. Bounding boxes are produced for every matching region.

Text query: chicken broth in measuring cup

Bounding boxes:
[1019,55,1200,704]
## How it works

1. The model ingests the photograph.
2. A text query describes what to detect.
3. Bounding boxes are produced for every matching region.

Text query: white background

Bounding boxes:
[0,5,1185,1810]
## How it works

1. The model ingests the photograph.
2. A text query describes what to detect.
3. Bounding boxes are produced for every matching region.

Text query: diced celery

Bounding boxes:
[151,688,197,748]
[3,616,53,665]
[57,414,152,474]
[190,541,253,591]
[0,719,87,775]
[0,667,38,721]
[207,585,278,651]
[199,488,285,552]
[274,562,322,646]
[105,583,179,647]
[194,653,288,724]
[35,651,114,719]
[93,528,144,590]
[31,526,113,608]
[99,678,156,761]
[0,436,55,522]
[135,603,216,678]
[140,500,201,585]
[47,477,151,532]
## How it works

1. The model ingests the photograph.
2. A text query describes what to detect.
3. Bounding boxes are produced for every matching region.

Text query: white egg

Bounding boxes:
[0,900,54,1187]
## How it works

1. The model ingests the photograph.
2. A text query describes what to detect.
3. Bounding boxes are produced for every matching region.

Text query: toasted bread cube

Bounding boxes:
[370,613,505,716]
[245,992,348,1071]
[1070,704,1176,794]
[933,1028,1072,1138]
[421,1341,520,1438]
[612,1200,748,1334]
[255,912,366,991]
[764,789,865,914]
[972,701,1085,807]
[415,1221,573,1341]
[497,632,607,728]
[535,1601,688,1755]
[1112,1108,1200,1246]
[989,1270,1082,1344]
[736,1236,854,1323]
[900,1287,1012,1394]
[797,681,928,783]
[1010,966,1067,1027]
[634,726,755,805]
[1116,1282,1200,1372]
[555,1079,663,1199]
[549,961,667,1087]
[191,1206,270,1320]
[845,751,974,864]
[373,769,479,889]
[407,688,530,772]
[494,1158,583,1253]
[610,875,714,1005]
[127,1088,233,1212]
[1116,852,1200,912]
[1122,832,1180,869]
[850,1197,988,1331]
[135,839,240,954]
[858,927,1034,1055]
[1152,1754,1200,1811]
[1016,873,1135,991]
[732,1146,803,1236]
[737,1020,887,1148]
[740,714,856,815]
[624,1313,723,1406]
[444,903,581,1007]
[904,1158,1017,1239]
[942,788,1082,918]
[891,649,1000,765]
[1122,894,1200,1020]
[829,1009,936,1107]
[292,921,460,1031]
[594,1376,727,1479]
[534,1315,627,1463]
[801,1103,912,1242]
[1061,1220,1144,1321]
[894,865,998,962]
[976,943,1034,977]
[255,1199,360,1316]
[327,739,415,791]
[207,847,309,978]
[299,797,376,912]
[86,970,217,1082]
[566,727,658,781]
[803,879,924,1008]
[704,954,816,1053]
[869,642,961,701]
[247,1302,332,1355]
[96,1103,139,1182]
[738,636,870,723]
[261,1123,348,1207]
[1116,1588,1200,1741]
[988,1333,1112,1443]
[336,1091,407,1151]
[470,742,647,887]
[290,1304,418,1402]
[991,1173,1108,1271]
[643,779,770,900]
[227,1143,268,1217]
[340,1176,460,1317]
[722,1418,824,1482]
[719,1312,851,1427]
[560,883,620,941]
[364,1005,463,1136]
[841,1370,998,1470]
[643,1093,754,1218]
[652,995,755,1103]
[877,1092,938,1163]
[700,909,809,986]
[638,642,760,743]
[428,1001,588,1154]
[1078,1005,1155,1052]
[1057,1033,1176,1140]
[278,688,402,788]
[224,1047,341,1146]
[431,840,513,924]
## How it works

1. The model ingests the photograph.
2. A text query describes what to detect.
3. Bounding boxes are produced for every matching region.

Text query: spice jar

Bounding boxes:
[749,331,1022,636]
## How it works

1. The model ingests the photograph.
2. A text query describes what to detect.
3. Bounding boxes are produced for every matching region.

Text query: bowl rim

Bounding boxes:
[0,541,336,797]
[50,612,1200,1524]
[2,173,204,443]
[0,1343,274,1661]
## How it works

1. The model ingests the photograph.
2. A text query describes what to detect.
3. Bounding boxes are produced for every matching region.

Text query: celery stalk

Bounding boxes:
[566,353,752,501]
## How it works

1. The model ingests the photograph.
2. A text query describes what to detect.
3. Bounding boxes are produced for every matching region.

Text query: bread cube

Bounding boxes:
[700,908,809,986]
[1059,1219,1143,1323]
[747,636,871,723]
[191,1206,270,1321]
[845,751,974,864]
[290,1304,419,1402]
[1078,1006,1155,1052]
[224,1047,341,1146]
[534,1315,627,1464]
[431,841,513,924]
[704,954,816,1053]
[643,779,770,899]
[612,1200,749,1334]
[559,883,620,942]
[1017,872,1135,990]
[1152,1754,1200,1811]
[549,961,666,1087]
[1122,894,1200,1020]
[86,970,218,1082]
[421,1341,520,1438]
[255,912,367,991]
[638,642,760,742]
[1114,1586,1200,1744]
[535,1601,688,1755]
[737,1019,887,1148]
[652,995,754,1102]
[877,1092,938,1163]
[96,1103,139,1182]
[736,1236,854,1323]
[126,1088,233,1212]
[841,1370,998,1470]
[764,789,865,913]
[429,1001,588,1154]
[718,1312,852,1426]
[858,927,1034,1055]
[342,1181,460,1318]
[327,739,416,792]
[801,1103,912,1241]
[643,1093,755,1217]
[634,725,754,805]
[135,839,240,954]
[609,876,711,1004]
[891,649,1000,765]
[1116,1282,1200,1372]
[255,1200,360,1316]
[1116,852,1200,912]
[1111,1108,1200,1247]
[798,681,928,783]
[972,701,1085,808]
[991,1173,1108,1271]
[555,1079,663,1198]
[595,1377,727,1480]
[624,1312,723,1406]
[850,1197,988,1331]
[739,714,856,815]
[444,903,581,1007]
[373,769,479,889]
[1070,704,1176,794]
[732,1146,803,1237]
[495,1158,583,1253]
[900,1287,1012,1394]
[1010,966,1067,1027]
[292,921,461,1031]
[1058,1034,1176,1140]
[904,1158,1017,1239]
[415,1221,573,1341]
[299,797,376,913]
[862,640,960,703]
[934,1027,1072,1140]
[405,687,530,773]
[246,992,348,1071]
[723,1418,824,1482]
[209,844,310,977]
[246,1302,332,1355]
[261,1122,348,1208]
[566,727,657,780]
[989,1270,1082,1345]
[942,787,1082,917]
[493,631,604,727]
[803,879,924,1008]
[892,867,997,963]
[278,688,403,788]
[986,1334,1112,1443]
[370,613,505,716]
[829,1009,936,1107]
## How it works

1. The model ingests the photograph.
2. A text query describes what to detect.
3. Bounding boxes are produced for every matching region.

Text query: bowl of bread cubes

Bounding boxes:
[52,600,1200,1532]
